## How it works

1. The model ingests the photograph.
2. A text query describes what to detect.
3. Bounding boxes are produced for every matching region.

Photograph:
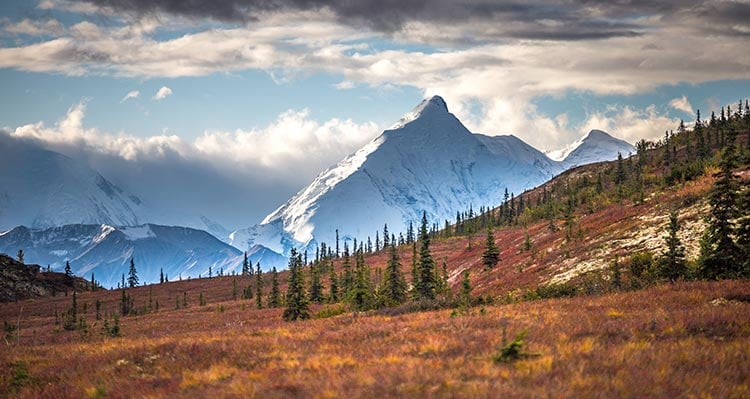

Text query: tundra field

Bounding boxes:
[1,278,749,398]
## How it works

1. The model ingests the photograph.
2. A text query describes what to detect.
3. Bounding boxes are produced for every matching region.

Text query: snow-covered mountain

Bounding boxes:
[0,223,274,288]
[551,129,636,169]
[0,135,144,230]
[232,96,571,255]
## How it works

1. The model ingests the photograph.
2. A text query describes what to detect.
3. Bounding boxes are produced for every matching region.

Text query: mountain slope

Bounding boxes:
[0,134,144,230]
[0,223,251,288]
[235,96,565,254]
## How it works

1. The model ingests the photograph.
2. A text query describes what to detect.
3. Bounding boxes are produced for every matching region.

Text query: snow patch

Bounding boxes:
[121,225,155,240]
[93,224,116,244]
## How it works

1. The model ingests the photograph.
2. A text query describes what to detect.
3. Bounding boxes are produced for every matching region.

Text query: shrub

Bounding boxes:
[493,329,540,363]
[314,303,348,319]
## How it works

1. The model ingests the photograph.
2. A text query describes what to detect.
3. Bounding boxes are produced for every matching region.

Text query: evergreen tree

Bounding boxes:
[341,246,354,294]
[407,221,414,244]
[736,184,750,276]
[127,258,138,288]
[415,211,436,301]
[269,267,281,308]
[255,262,263,309]
[459,270,472,308]
[329,265,339,303]
[383,224,389,248]
[335,229,340,258]
[410,240,419,294]
[382,243,407,306]
[90,272,96,292]
[243,283,253,300]
[481,226,500,270]
[283,249,310,321]
[309,263,323,303]
[700,132,741,279]
[17,249,24,263]
[242,251,250,276]
[349,251,374,310]
[65,260,72,277]
[660,209,687,281]
[160,268,164,284]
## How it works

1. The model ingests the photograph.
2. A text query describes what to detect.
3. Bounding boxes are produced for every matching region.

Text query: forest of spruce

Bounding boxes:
[1,100,749,398]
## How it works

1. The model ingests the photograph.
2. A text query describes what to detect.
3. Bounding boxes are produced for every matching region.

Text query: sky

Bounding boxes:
[1,0,749,229]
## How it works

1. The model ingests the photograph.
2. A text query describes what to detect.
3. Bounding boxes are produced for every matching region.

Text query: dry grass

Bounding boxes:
[1,279,749,398]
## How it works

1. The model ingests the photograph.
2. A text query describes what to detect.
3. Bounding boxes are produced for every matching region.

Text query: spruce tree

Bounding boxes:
[329,265,339,303]
[415,211,436,301]
[17,249,24,263]
[283,249,310,321]
[309,263,323,303]
[736,184,750,277]
[481,226,500,270]
[459,270,472,308]
[269,267,281,308]
[410,240,419,295]
[660,210,687,281]
[341,246,354,295]
[349,251,373,310]
[383,224,389,248]
[127,258,138,288]
[65,260,72,277]
[382,243,407,306]
[255,262,263,309]
[160,268,164,284]
[242,251,250,276]
[700,132,741,279]
[335,229,340,258]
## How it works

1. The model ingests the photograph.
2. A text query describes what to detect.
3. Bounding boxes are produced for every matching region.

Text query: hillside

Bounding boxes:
[0,254,91,302]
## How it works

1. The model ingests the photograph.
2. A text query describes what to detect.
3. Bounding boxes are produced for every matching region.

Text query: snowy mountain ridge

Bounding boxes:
[232,96,634,257]
[0,223,287,288]
[0,134,145,230]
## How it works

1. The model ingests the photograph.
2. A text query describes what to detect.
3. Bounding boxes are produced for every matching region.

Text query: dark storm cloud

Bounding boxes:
[71,0,655,41]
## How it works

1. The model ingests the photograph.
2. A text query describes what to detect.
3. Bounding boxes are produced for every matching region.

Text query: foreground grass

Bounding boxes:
[1,280,749,398]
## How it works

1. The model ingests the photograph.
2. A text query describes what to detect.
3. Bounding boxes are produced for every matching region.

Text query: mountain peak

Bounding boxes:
[389,95,450,129]
[583,129,613,141]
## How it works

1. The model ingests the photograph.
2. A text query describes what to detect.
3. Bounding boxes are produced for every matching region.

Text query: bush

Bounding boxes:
[523,283,578,301]
[314,303,348,319]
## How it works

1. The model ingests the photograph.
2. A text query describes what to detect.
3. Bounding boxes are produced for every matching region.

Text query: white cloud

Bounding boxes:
[152,86,172,100]
[0,9,747,150]
[3,18,64,36]
[579,105,680,145]
[120,90,140,103]
[9,101,378,182]
[669,95,694,115]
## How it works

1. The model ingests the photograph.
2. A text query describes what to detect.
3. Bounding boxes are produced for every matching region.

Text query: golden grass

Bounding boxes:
[1,280,749,398]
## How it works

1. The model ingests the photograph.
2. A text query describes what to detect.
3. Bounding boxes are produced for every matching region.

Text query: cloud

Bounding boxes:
[578,105,680,146]
[63,0,736,41]
[1,0,747,154]
[9,100,377,187]
[2,18,64,36]
[152,86,172,100]
[68,0,750,41]
[668,96,694,115]
[120,90,140,103]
